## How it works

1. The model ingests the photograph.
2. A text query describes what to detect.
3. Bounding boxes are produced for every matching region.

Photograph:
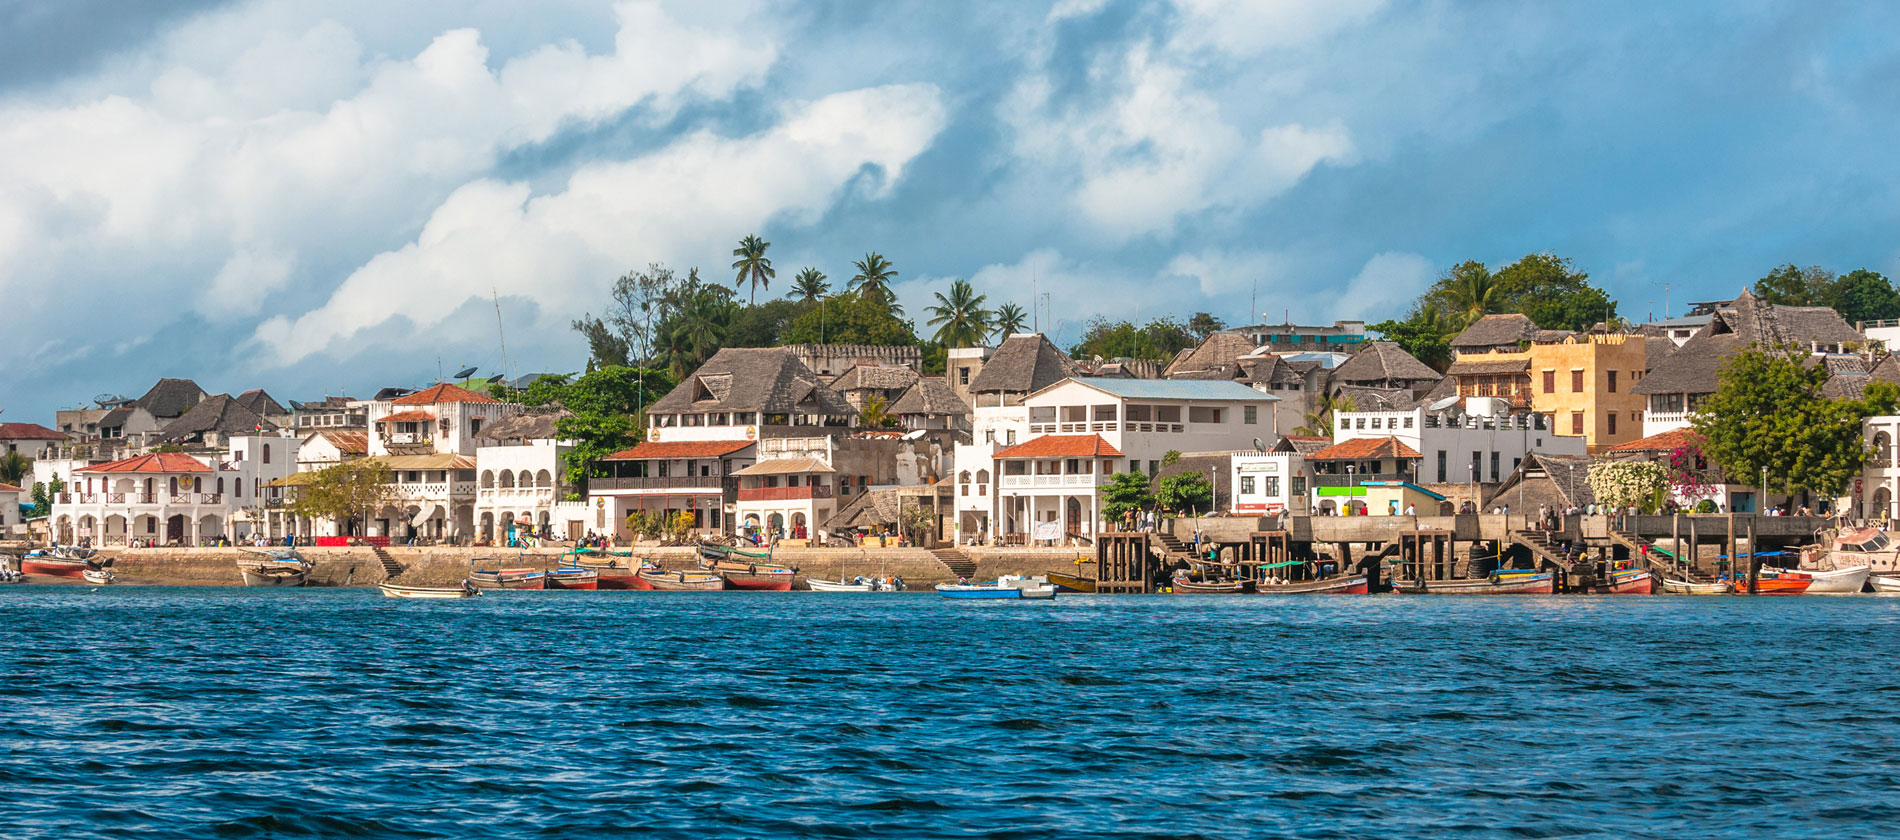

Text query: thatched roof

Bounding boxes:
[158,394,269,442]
[1643,335,1677,371]
[824,487,907,530]
[1446,358,1531,376]
[1331,341,1441,386]
[648,347,854,417]
[235,389,290,417]
[830,363,919,392]
[890,377,968,416]
[1485,452,1595,511]
[1631,291,1864,396]
[474,409,570,441]
[1164,333,1257,378]
[1451,314,1555,349]
[969,334,1083,394]
[1331,386,1416,411]
[134,378,207,419]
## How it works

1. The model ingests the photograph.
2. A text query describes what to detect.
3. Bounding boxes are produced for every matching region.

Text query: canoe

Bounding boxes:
[20,557,91,578]
[936,575,1056,600]
[1871,574,1900,596]
[1046,572,1097,593]
[544,567,599,590]
[1598,569,1655,595]
[1399,571,1555,595]
[1170,577,1252,594]
[696,541,773,563]
[379,580,480,599]
[808,579,876,592]
[239,565,309,587]
[1661,578,1728,595]
[82,569,115,585]
[1256,575,1369,595]
[1761,565,1870,595]
[467,568,547,590]
[566,555,654,589]
[706,562,795,591]
[639,570,725,591]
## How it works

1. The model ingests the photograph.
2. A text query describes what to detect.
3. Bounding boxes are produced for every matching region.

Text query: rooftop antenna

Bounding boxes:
[1251,277,1258,328]
[1651,281,1671,321]
[492,288,511,385]
[1031,270,1038,333]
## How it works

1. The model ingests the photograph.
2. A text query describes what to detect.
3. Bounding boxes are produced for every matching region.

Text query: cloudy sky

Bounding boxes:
[4,0,1899,419]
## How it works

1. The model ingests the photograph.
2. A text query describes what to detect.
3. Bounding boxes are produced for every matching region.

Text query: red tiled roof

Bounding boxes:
[605,440,757,460]
[78,452,213,473]
[1306,436,1422,461]
[391,383,499,405]
[0,483,21,492]
[379,410,437,423]
[312,430,369,454]
[0,422,66,440]
[992,434,1125,459]
[1606,427,1706,453]
[1284,435,1330,442]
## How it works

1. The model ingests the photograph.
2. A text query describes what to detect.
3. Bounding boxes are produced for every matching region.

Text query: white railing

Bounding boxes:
[1644,410,1690,428]
[63,493,228,507]
[1001,475,1100,489]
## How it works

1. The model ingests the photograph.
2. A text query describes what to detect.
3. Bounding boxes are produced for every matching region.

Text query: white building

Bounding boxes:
[50,437,300,546]
[1230,445,1315,516]
[357,382,519,541]
[471,411,574,544]
[1858,416,1900,522]
[956,378,1279,544]
[1329,397,1586,488]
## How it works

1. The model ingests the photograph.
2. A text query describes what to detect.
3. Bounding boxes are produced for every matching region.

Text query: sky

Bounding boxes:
[4,0,1900,420]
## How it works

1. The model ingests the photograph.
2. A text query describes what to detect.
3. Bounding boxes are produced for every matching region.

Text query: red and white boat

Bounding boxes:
[1257,575,1369,594]
[1736,574,1812,595]
[1761,564,1869,595]
[544,567,599,590]
[21,556,92,578]
[1598,567,1656,595]
[638,569,725,591]
[706,562,794,591]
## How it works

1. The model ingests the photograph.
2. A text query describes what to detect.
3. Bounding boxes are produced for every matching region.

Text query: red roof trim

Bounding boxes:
[604,440,756,460]
[1606,428,1705,453]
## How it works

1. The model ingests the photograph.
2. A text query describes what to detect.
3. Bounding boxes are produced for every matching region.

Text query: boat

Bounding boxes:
[1397,570,1556,595]
[936,575,1057,600]
[638,569,725,591]
[20,555,92,578]
[82,568,115,585]
[379,580,481,599]
[1169,577,1252,594]
[1660,578,1729,595]
[0,556,21,583]
[544,567,600,590]
[696,539,773,564]
[562,548,653,589]
[466,567,547,590]
[1871,574,1900,596]
[1795,527,1900,574]
[809,578,875,592]
[1737,573,1813,595]
[1597,567,1655,595]
[1046,571,1097,593]
[1761,564,1870,595]
[702,560,794,591]
[1256,575,1369,595]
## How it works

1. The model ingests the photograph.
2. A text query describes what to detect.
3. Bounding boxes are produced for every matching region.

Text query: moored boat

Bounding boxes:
[1762,564,1870,595]
[1046,571,1097,593]
[1737,574,1812,595]
[544,567,600,590]
[379,580,481,599]
[1170,577,1251,594]
[1598,567,1655,595]
[21,556,92,578]
[638,569,725,591]
[82,568,115,585]
[1871,574,1900,596]
[1398,570,1555,595]
[705,561,795,591]
[936,575,1057,600]
[1256,575,1369,595]
[696,539,773,564]
[467,567,547,590]
[1661,578,1728,595]
[562,549,652,589]
[809,578,875,592]
[239,565,309,586]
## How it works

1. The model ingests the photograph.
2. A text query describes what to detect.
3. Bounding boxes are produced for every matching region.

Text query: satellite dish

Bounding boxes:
[453,366,479,380]
[486,374,505,383]
[1428,395,1460,412]
[1252,438,1266,452]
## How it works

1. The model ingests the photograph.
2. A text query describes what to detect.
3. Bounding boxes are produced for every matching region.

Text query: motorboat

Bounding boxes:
[82,568,116,585]
[238,548,312,587]
[1871,574,1900,596]
[379,580,481,599]
[1761,564,1870,595]
[936,575,1057,600]
[1797,528,1900,574]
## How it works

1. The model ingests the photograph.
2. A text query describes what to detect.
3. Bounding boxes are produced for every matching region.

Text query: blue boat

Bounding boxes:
[935,575,1057,600]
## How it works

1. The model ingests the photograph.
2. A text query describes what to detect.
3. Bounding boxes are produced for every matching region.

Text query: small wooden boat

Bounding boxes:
[1598,568,1655,595]
[696,540,773,564]
[809,578,875,592]
[1046,571,1097,593]
[379,580,481,599]
[1661,578,1728,595]
[20,556,92,578]
[1761,564,1870,595]
[1737,574,1812,595]
[1398,570,1555,595]
[638,569,725,591]
[82,568,116,585]
[705,561,795,591]
[1170,577,1252,594]
[544,567,600,590]
[1871,574,1900,596]
[562,549,653,589]
[467,568,547,590]
[239,565,309,586]
[0,556,22,583]
[936,575,1057,600]
[1256,575,1369,595]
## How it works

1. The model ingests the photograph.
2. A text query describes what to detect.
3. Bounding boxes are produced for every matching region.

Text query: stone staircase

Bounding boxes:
[930,547,976,579]
[369,544,405,581]
[1150,531,1197,562]
[1509,530,1573,571]
[1609,529,1711,584]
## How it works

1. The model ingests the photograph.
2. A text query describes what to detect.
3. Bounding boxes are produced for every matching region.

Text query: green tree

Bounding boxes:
[570,316,630,369]
[1069,317,1196,362]
[653,270,736,377]
[850,252,900,314]
[1586,461,1669,513]
[788,267,829,301]
[0,451,29,486]
[1422,260,1498,327]
[573,263,680,367]
[1751,263,1834,307]
[546,366,676,491]
[30,475,64,518]
[925,279,992,348]
[1369,311,1454,371]
[1187,312,1226,342]
[1489,253,1615,331]
[991,302,1027,340]
[1825,268,1900,326]
[1691,346,1899,498]
[726,298,808,348]
[858,394,897,428]
[730,234,775,305]
[1293,392,1355,437]
[1101,471,1155,526]
[778,290,919,346]
[1155,472,1213,516]
[286,460,395,537]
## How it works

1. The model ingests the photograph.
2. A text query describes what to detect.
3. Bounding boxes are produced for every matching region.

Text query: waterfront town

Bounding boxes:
[7,253,1900,596]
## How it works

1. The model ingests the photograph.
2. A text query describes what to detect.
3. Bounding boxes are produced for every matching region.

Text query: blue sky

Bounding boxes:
[3,0,1899,420]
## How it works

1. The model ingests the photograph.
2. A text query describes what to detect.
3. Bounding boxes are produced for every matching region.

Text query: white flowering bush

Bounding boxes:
[1587,461,1667,512]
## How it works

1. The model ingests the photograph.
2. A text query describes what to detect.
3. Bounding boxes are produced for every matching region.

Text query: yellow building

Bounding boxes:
[1445,334,1648,453]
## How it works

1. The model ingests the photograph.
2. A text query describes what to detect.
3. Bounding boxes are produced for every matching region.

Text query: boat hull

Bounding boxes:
[379,582,480,599]
[1046,572,1096,593]
[467,570,546,590]
[1872,574,1900,595]
[808,579,876,592]
[21,558,90,578]
[1661,578,1728,595]
[1763,565,1869,595]
[1257,575,1368,595]
[1598,570,1655,595]
[545,575,598,591]
[1401,572,1555,595]
[720,571,793,591]
[240,567,308,587]
[82,569,115,585]
[1170,578,1250,594]
[639,571,725,591]
[1741,576,1812,595]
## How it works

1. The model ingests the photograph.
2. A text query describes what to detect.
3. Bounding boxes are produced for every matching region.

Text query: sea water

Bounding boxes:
[3,587,1899,838]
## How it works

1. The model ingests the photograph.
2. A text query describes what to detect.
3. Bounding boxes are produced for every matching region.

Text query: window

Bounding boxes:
[1130,460,1141,474]
[1571,411,1584,435]
[958,367,970,385]
[1292,476,1306,495]
[1437,450,1447,483]
[1155,406,1182,423]
[1607,412,1617,435]
[1403,417,1414,429]
[235,478,244,497]
[1243,406,1257,425]
[1092,404,1118,422]
[1006,429,1017,445]
[1126,405,1152,421]
[1240,475,1256,495]
[1356,417,1367,430]
[1607,370,1618,393]
[1188,407,1223,423]
[1542,370,1555,393]
[1571,370,1584,392]
[1148,460,1159,476]
[1371,417,1382,429]
[1490,451,1500,482]
[1471,451,1482,481]
[1263,476,1281,497]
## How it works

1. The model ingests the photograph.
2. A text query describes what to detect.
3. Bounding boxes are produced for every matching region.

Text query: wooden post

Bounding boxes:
[1688,518,1699,575]
[1726,515,1737,583]
[1746,516,1758,594]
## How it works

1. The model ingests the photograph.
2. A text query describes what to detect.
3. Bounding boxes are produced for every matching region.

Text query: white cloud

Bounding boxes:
[252,83,947,365]
[1168,0,1385,57]
[1331,251,1434,321]
[1159,249,1287,301]
[204,246,294,318]
[1047,0,1111,24]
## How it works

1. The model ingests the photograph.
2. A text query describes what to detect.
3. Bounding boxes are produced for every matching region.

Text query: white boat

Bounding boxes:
[1660,578,1729,595]
[238,547,312,587]
[82,568,115,585]
[1871,575,1900,596]
[936,574,1057,600]
[379,580,481,599]
[1762,564,1870,595]
[809,575,905,592]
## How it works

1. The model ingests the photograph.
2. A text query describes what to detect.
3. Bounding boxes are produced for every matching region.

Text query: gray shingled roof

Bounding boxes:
[1632,291,1864,396]
[1164,332,1257,377]
[1643,335,1676,371]
[134,378,206,419]
[474,409,571,441]
[1331,386,1417,411]
[1485,452,1596,511]
[648,347,854,416]
[830,363,919,392]
[890,377,968,416]
[235,389,289,417]
[1446,358,1531,376]
[1451,314,1542,348]
[969,334,1083,394]
[1331,341,1441,386]
[158,394,269,442]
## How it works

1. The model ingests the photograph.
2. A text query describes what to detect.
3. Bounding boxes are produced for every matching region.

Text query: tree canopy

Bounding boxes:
[779,290,919,346]
[1410,253,1616,333]
[1752,264,1900,326]
[1069,316,1195,362]
[286,460,394,533]
[925,279,991,348]
[1691,346,1900,498]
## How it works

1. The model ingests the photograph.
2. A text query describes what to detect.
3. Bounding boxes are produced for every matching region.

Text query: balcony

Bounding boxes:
[1312,473,1414,488]
[589,475,730,493]
[737,485,833,502]
[1000,474,1103,490]
[389,480,477,499]
[64,492,228,506]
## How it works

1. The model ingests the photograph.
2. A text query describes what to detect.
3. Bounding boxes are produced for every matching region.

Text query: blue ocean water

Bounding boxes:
[3,588,1899,839]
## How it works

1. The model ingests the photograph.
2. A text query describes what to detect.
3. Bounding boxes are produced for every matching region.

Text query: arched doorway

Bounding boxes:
[768,512,785,536]
[1065,497,1082,537]
[1875,486,1892,521]
[198,514,222,544]
[791,512,807,540]
[480,512,495,542]
[166,514,187,544]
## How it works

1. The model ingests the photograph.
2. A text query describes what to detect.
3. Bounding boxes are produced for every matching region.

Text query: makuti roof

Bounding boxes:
[968,334,1083,394]
[1331,341,1441,385]
[648,347,854,417]
[133,378,207,419]
[158,394,271,442]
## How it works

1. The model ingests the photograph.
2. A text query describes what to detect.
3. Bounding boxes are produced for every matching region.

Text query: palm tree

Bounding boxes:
[789,267,828,301]
[0,451,29,486]
[1293,393,1356,437]
[859,394,896,428]
[1440,262,1497,328]
[730,234,775,305]
[990,302,1027,340]
[850,252,899,312]
[925,279,991,348]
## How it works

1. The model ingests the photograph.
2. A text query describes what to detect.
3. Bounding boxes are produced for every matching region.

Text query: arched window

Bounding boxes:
[169,476,178,495]
[263,444,271,464]
[192,477,201,493]
[1879,432,1894,467]
[235,478,244,498]
[218,477,225,494]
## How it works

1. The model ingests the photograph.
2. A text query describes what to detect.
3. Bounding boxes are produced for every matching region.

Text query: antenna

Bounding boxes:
[1251,277,1258,328]
[1650,281,1671,321]
[492,288,511,385]
[1031,271,1038,333]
